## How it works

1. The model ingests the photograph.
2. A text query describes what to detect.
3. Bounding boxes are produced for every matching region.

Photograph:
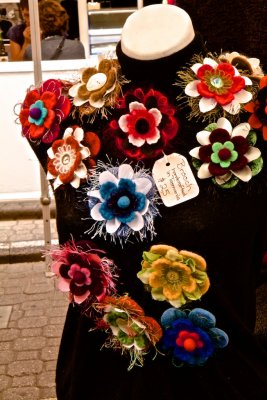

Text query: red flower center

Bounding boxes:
[218,148,232,161]
[72,270,87,285]
[135,118,150,134]
[176,330,204,352]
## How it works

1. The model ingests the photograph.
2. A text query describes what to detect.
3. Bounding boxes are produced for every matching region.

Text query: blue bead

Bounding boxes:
[117,196,130,209]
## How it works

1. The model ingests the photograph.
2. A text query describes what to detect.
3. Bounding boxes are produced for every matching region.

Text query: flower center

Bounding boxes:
[218,148,232,161]
[117,195,131,209]
[204,69,232,95]
[166,270,180,283]
[210,76,224,89]
[176,330,204,352]
[29,107,41,119]
[135,118,150,134]
[72,270,87,285]
[61,153,71,165]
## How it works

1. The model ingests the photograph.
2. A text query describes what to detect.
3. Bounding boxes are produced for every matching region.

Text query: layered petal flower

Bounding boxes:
[189,117,262,188]
[138,244,210,308]
[19,79,71,143]
[244,76,267,140]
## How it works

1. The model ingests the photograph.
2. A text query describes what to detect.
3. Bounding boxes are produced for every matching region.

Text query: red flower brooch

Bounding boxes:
[244,76,267,140]
[19,79,71,143]
[105,88,179,159]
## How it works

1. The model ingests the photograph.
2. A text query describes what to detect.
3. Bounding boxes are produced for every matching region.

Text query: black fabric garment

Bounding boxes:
[26,32,267,400]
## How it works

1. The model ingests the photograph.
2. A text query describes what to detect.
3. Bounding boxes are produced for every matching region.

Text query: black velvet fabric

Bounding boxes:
[26,27,267,400]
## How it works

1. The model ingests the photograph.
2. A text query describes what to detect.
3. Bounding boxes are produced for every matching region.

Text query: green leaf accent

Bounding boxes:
[183,287,202,301]
[250,157,263,176]
[118,330,134,346]
[184,257,196,272]
[247,130,257,146]
[206,123,217,132]
[107,311,127,327]
[192,157,202,170]
[213,176,239,189]
[134,335,149,350]
[142,251,162,264]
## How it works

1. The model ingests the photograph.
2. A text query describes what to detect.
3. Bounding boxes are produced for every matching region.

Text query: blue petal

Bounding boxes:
[134,192,147,211]
[161,308,187,328]
[118,178,136,194]
[99,182,117,200]
[117,211,136,224]
[189,308,216,329]
[209,327,229,349]
[99,202,115,220]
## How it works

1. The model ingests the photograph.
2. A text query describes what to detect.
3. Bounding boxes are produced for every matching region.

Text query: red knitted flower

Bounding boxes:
[244,76,267,140]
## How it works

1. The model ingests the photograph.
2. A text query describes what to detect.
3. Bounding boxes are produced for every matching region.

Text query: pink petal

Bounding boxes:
[118,115,130,132]
[149,108,162,126]
[128,134,146,147]
[58,278,70,292]
[129,101,146,112]
[146,129,161,145]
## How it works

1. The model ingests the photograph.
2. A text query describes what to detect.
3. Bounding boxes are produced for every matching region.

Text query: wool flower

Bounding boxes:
[137,244,210,308]
[218,52,264,82]
[184,57,252,115]
[19,79,71,143]
[189,117,262,187]
[244,76,267,140]
[160,307,229,367]
[47,126,101,189]
[105,88,179,159]
[86,162,160,242]
[95,295,162,369]
[49,240,116,305]
[68,59,122,119]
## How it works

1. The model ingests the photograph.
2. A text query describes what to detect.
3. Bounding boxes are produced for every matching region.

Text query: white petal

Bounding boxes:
[231,122,251,138]
[234,89,252,104]
[139,198,150,215]
[149,108,162,126]
[73,97,89,107]
[88,190,103,200]
[118,115,129,132]
[89,98,105,108]
[47,171,56,180]
[196,130,212,145]
[106,218,121,234]
[47,147,55,159]
[217,117,232,134]
[146,129,161,145]
[243,76,252,86]
[63,127,74,139]
[244,147,261,162]
[203,57,218,68]
[233,66,240,76]
[191,63,203,74]
[215,173,232,185]
[127,212,144,231]
[70,175,80,189]
[185,80,200,97]
[222,101,241,115]
[80,147,90,159]
[129,101,146,112]
[91,203,105,221]
[75,163,87,178]
[189,146,201,159]
[86,72,107,91]
[99,170,118,185]
[128,134,145,147]
[249,58,260,69]
[199,97,217,113]
[73,127,84,142]
[105,82,116,95]
[68,82,82,97]
[118,164,134,179]
[198,163,212,179]
[231,166,252,182]
[133,177,152,194]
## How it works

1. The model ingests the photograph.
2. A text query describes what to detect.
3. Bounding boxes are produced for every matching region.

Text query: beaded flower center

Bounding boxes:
[53,145,76,174]
[176,330,204,352]
[204,69,233,95]
[166,270,180,283]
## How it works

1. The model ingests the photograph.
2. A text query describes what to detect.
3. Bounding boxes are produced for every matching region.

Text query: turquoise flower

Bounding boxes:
[210,141,238,168]
[28,100,48,126]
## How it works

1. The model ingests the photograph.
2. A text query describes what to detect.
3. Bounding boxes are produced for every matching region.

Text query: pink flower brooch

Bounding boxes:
[189,117,262,188]
[19,79,71,143]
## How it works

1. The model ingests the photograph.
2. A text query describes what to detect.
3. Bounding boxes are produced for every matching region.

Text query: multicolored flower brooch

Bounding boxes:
[69,58,124,120]
[19,79,71,143]
[47,126,101,189]
[160,307,229,367]
[177,56,253,119]
[244,76,267,140]
[137,245,210,308]
[95,295,162,369]
[86,162,160,243]
[105,88,179,159]
[48,240,116,305]
[189,117,262,188]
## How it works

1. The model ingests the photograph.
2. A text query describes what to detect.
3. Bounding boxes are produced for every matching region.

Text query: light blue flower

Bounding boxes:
[28,100,48,126]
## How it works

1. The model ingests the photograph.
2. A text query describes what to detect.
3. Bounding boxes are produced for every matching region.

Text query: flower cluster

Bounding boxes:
[244,76,267,140]
[189,117,262,188]
[86,162,160,242]
[105,88,179,159]
[47,126,101,189]
[137,244,210,308]
[19,79,71,143]
[95,295,162,369]
[160,307,229,366]
[49,240,116,305]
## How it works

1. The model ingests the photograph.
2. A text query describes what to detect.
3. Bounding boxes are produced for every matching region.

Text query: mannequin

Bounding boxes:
[19,5,267,400]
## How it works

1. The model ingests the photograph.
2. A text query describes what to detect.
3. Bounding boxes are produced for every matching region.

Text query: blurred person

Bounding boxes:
[7,0,31,61]
[60,0,79,40]
[24,0,85,60]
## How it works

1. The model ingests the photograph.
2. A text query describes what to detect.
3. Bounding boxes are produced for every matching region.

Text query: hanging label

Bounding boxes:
[152,153,199,207]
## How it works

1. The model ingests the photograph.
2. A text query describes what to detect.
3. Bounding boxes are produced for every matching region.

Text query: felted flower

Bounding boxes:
[19,79,71,143]
[182,57,252,115]
[244,76,267,140]
[160,307,229,366]
[137,244,210,308]
[68,59,123,119]
[218,52,264,82]
[95,295,162,369]
[86,162,160,242]
[105,88,179,159]
[49,240,116,305]
[189,117,262,188]
[47,126,101,189]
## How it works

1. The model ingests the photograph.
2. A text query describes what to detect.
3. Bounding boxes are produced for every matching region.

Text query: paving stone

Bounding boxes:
[39,387,57,399]
[0,328,20,342]
[7,360,43,376]
[5,286,24,295]
[43,324,64,338]
[0,342,11,350]
[13,337,46,351]
[41,346,59,361]
[0,351,15,365]
[44,360,57,372]
[46,338,61,347]
[18,316,48,329]
[21,328,43,337]
[37,371,56,388]
[8,321,18,328]
[10,310,24,321]
[0,375,12,393]
[0,365,6,374]
[49,316,66,326]
[24,283,53,295]
[2,386,40,400]
[45,306,67,317]
[1,278,26,288]
[21,299,50,311]
[12,375,36,387]
[0,294,27,306]
[16,351,39,361]
[24,309,44,317]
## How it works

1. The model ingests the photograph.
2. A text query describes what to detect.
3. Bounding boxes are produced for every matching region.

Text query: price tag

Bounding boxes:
[152,153,199,207]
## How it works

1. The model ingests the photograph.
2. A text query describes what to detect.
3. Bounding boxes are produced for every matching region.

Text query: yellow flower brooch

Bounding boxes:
[137,245,210,308]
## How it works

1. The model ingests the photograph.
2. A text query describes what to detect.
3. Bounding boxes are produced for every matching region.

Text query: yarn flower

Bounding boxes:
[68,59,123,119]
[137,244,210,308]
[86,162,160,242]
[47,126,101,189]
[180,57,252,116]
[218,52,264,82]
[49,240,116,305]
[160,307,229,367]
[244,76,267,140]
[95,295,162,369]
[19,79,71,143]
[105,88,179,159]
[189,117,262,188]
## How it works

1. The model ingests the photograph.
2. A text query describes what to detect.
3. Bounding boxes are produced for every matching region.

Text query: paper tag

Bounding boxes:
[152,153,199,207]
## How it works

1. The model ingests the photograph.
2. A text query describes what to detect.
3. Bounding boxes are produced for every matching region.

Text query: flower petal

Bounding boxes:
[88,190,103,200]
[70,175,80,189]
[106,218,121,234]
[191,63,203,74]
[91,203,105,221]
[243,76,252,86]
[118,115,129,132]
[231,122,251,138]
[196,130,212,145]
[199,97,217,113]
[133,177,152,194]
[244,146,261,162]
[139,198,150,215]
[231,165,252,182]
[129,101,146,112]
[69,82,83,97]
[58,278,70,292]
[217,117,232,134]
[215,173,232,185]
[189,146,201,159]
[47,147,55,159]
[118,164,134,179]
[185,80,200,97]
[222,101,241,115]
[80,147,90,159]
[128,134,146,147]
[73,127,84,142]
[127,212,144,231]
[149,108,162,126]
[234,89,252,104]
[63,127,74,139]
[198,163,213,179]
[75,163,87,179]
[99,170,118,185]
[203,57,218,68]
[74,291,90,304]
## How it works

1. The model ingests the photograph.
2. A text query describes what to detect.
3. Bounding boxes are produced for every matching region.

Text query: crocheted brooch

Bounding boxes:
[85,162,160,243]
[105,88,179,159]
[47,126,101,189]
[137,244,210,308]
[189,117,262,188]
[19,79,71,143]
